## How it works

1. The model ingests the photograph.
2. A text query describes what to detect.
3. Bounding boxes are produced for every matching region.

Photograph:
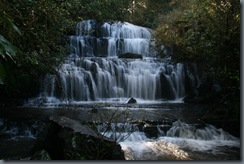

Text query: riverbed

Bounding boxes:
[0,101,241,160]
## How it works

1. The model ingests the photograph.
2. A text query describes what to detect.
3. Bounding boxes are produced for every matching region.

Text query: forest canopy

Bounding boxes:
[154,0,240,95]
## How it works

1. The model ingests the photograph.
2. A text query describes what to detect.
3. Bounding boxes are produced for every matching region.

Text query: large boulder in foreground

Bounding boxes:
[34,116,125,160]
[118,53,143,59]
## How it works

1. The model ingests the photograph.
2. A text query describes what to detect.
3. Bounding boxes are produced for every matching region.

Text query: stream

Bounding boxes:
[0,101,241,160]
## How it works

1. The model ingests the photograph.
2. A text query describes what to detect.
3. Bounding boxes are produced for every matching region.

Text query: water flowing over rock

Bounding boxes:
[127,97,137,104]
[30,20,200,105]
[73,20,153,57]
[0,18,240,159]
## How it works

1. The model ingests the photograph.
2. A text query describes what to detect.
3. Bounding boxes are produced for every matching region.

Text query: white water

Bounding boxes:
[73,20,153,57]
[120,137,240,160]
[27,20,199,106]
[22,20,240,160]
[97,120,240,160]
[39,58,188,102]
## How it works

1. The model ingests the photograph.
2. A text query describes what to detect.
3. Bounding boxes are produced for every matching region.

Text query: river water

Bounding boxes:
[118,120,240,160]
[0,102,241,160]
[93,103,241,161]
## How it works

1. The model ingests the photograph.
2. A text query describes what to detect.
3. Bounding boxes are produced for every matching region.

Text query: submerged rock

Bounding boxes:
[143,124,158,138]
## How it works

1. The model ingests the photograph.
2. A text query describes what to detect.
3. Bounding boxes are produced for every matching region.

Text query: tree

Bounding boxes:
[0,0,134,101]
[154,0,240,132]
[154,0,240,93]
[127,0,173,28]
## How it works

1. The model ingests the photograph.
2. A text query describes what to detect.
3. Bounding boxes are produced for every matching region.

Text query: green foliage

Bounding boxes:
[0,35,16,62]
[154,0,240,93]
[0,11,21,85]
[154,0,240,130]
[127,0,174,28]
[75,0,132,22]
[0,62,5,84]
[0,0,137,100]
[0,0,68,98]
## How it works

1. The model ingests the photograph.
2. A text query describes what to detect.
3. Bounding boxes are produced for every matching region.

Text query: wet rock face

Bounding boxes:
[118,53,143,59]
[183,78,224,104]
[140,120,173,138]
[143,124,158,138]
[34,116,125,160]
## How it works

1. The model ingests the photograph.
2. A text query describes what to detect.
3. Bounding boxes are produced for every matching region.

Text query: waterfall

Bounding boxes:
[33,20,199,104]
[72,20,154,57]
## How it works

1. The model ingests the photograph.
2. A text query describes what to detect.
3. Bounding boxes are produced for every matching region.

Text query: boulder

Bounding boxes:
[49,116,99,137]
[143,124,158,138]
[118,53,143,59]
[127,97,137,104]
[34,116,125,160]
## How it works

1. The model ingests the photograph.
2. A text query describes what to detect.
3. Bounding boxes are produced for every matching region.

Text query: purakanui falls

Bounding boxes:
[33,19,194,104]
[0,20,240,160]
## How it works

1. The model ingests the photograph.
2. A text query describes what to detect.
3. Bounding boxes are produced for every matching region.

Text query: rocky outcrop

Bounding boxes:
[183,79,223,104]
[33,116,125,160]
[118,53,143,59]
[142,120,173,138]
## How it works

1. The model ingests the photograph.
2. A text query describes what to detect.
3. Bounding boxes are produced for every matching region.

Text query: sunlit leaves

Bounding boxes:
[0,35,16,61]
[0,12,21,35]
[154,0,240,94]
[0,12,21,62]
[126,0,174,28]
[0,11,22,85]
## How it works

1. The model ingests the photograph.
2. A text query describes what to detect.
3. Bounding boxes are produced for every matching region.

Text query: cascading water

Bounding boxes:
[0,20,239,160]
[22,20,240,160]
[97,120,240,160]
[31,20,198,105]
[73,20,153,57]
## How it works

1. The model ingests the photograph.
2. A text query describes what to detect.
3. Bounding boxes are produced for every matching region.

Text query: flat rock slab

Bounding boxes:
[49,116,98,137]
